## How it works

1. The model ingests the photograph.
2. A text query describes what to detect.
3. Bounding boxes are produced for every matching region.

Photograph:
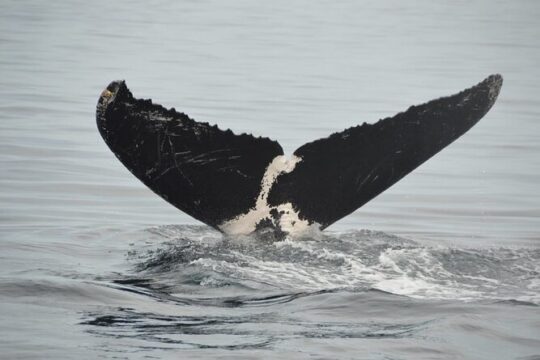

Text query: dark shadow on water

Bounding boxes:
[80,293,432,350]
[109,277,339,308]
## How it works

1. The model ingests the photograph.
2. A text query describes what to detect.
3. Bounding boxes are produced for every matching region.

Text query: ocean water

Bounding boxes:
[1,1,539,359]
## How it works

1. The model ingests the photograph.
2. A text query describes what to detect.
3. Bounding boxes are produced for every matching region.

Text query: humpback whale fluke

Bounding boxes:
[96,74,503,236]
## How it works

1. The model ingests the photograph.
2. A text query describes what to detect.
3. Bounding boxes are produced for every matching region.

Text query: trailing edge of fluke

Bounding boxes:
[96,74,503,236]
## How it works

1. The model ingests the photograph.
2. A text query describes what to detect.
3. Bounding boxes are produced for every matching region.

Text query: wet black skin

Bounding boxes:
[96,75,502,233]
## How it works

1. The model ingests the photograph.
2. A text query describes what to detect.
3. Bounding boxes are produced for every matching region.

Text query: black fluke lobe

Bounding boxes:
[268,74,503,229]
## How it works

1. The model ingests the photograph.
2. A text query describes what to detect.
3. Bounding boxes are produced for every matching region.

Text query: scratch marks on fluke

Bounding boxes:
[96,74,503,236]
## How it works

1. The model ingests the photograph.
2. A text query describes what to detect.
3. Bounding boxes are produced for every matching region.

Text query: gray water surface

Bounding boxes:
[1,1,539,359]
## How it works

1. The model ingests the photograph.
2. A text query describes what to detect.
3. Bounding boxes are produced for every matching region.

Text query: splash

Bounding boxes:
[128,225,540,303]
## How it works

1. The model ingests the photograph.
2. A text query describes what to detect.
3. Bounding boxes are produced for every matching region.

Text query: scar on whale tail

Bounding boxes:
[96,74,503,236]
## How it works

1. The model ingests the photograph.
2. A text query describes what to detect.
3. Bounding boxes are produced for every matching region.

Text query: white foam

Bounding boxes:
[218,155,319,235]
[145,227,540,303]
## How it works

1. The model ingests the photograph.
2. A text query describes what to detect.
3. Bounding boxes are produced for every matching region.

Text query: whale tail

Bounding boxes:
[96,75,502,235]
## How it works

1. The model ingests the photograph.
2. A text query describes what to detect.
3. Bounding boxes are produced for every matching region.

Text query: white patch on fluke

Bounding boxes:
[219,155,318,236]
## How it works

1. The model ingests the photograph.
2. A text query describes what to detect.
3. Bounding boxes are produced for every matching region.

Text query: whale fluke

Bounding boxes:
[96,75,502,235]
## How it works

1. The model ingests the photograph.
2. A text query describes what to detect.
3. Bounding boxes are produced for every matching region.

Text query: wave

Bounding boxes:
[121,225,540,304]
